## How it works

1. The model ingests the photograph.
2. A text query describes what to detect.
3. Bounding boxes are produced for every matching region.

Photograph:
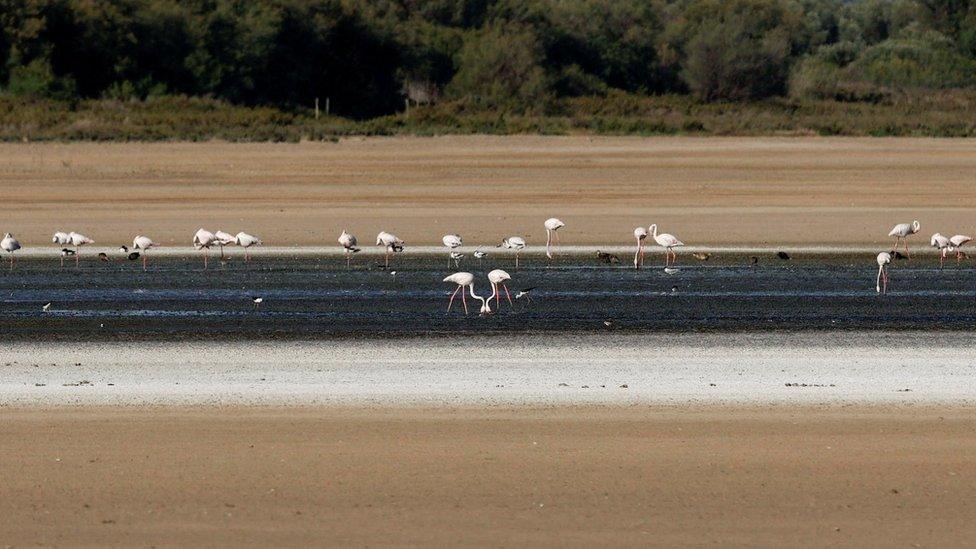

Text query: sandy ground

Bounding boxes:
[2,406,975,546]
[2,136,975,247]
[2,333,974,406]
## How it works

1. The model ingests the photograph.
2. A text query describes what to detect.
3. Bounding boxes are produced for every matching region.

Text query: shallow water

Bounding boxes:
[0,252,973,339]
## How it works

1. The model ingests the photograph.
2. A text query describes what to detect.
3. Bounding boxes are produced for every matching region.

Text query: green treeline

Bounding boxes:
[1,0,975,134]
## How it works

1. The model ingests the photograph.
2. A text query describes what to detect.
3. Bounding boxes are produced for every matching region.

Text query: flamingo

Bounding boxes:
[544,218,565,261]
[633,227,648,269]
[949,234,972,264]
[236,232,261,261]
[338,230,360,266]
[193,229,217,268]
[132,235,158,271]
[443,272,488,315]
[52,232,70,267]
[876,252,891,294]
[68,232,94,266]
[888,221,920,259]
[650,224,684,267]
[1,233,21,269]
[442,234,463,267]
[487,269,513,312]
[930,233,950,267]
[214,231,236,260]
[376,231,404,269]
[500,236,526,268]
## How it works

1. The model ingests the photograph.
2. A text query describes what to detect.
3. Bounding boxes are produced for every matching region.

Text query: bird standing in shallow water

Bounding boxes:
[949,234,971,264]
[650,224,683,267]
[376,231,404,269]
[500,237,526,268]
[544,218,564,262]
[235,232,261,262]
[487,269,513,312]
[193,229,217,269]
[1,233,21,269]
[338,230,360,267]
[68,232,94,267]
[443,272,488,315]
[442,234,463,268]
[876,252,891,294]
[633,227,648,269]
[931,233,950,267]
[132,235,158,271]
[888,220,920,259]
[52,232,70,268]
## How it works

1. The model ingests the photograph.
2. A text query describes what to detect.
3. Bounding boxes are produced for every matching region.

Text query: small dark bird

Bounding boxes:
[776,251,791,260]
[750,256,759,265]
[98,252,109,262]
[127,252,140,261]
[596,251,620,264]
[60,248,76,257]
[890,250,908,260]
[692,252,711,261]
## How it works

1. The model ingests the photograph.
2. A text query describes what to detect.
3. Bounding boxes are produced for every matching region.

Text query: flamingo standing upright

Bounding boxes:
[442,234,463,268]
[236,232,261,261]
[650,224,684,267]
[443,272,489,315]
[338,230,360,267]
[132,235,158,271]
[544,218,565,262]
[52,232,70,267]
[376,231,404,269]
[633,227,648,269]
[500,236,526,268]
[1,233,21,269]
[214,231,236,260]
[876,252,891,294]
[931,233,950,267]
[487,269,513,312]
[67,232,94,267]
[949,234,972,264]
[193,229,217,269]
[888,220,920,259]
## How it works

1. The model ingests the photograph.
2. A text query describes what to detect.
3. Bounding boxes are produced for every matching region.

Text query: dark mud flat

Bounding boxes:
[0,252,972,341]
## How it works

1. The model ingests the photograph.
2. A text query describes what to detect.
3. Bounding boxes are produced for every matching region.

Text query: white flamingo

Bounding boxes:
[442,234,463,267]
[443,272,488,315]
[236,232,261,261]
[214,230,236,260]
[68,232,94,266]
[376,231,404,269]
[500,236,526,268]
[52,231,70,267]
[876,252,891,294]
[888,221,920,259]
[949,234,972,264]
[650,224,684,267]
[339,230,360,266]
[1,233,21,269]
[931,233,950,267]
[193,229,217,268]
[487,269,513,312]
[633,227,648,269]
[544,218,565,261]
[132,235,158,271]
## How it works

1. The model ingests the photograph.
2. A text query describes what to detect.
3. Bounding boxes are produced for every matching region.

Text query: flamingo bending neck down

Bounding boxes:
[876,252,891,294]
[487,269,513,312]
[949,234,972,264]
[68,232,94,267]
[500,237,526,268]
[888,220,920,259]
[214,231,236,260]
[544,218,565,262]
[1,233,21,269]
[650,224,684,267]
[633,227,648,269]
[132,235,158,271]
[931,233,950,267]
[443,272,488,315]
[236,232,261,261]
[193,229,216,269]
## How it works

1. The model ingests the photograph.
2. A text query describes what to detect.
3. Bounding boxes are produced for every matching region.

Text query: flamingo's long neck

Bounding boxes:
[468,283,488,311]
[876,264,884,292]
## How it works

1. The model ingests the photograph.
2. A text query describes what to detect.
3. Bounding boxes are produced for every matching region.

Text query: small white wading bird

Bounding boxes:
[236,232,261,261]
[376,231,404,269]
[544,218,565,261]
[193,228,217,269]
[650,224,684,267]
[442,234,463,268]
[214,230,236,260]
[132,235,158,271]
[68,232,94,267]
[443,272,489,315]
[931,233,950,267]
[1,233,22,269]
[876,252,891,294]
[633,227,648,269]
[888,220,920,259]
[487,269,513,311]
[500,236,526,268]
[949,234,972,264]
[52,231,71,267]
[338,230,360,267]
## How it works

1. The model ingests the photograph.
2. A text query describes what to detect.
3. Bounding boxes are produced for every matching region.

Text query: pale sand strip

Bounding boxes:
[2,333,972,407]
